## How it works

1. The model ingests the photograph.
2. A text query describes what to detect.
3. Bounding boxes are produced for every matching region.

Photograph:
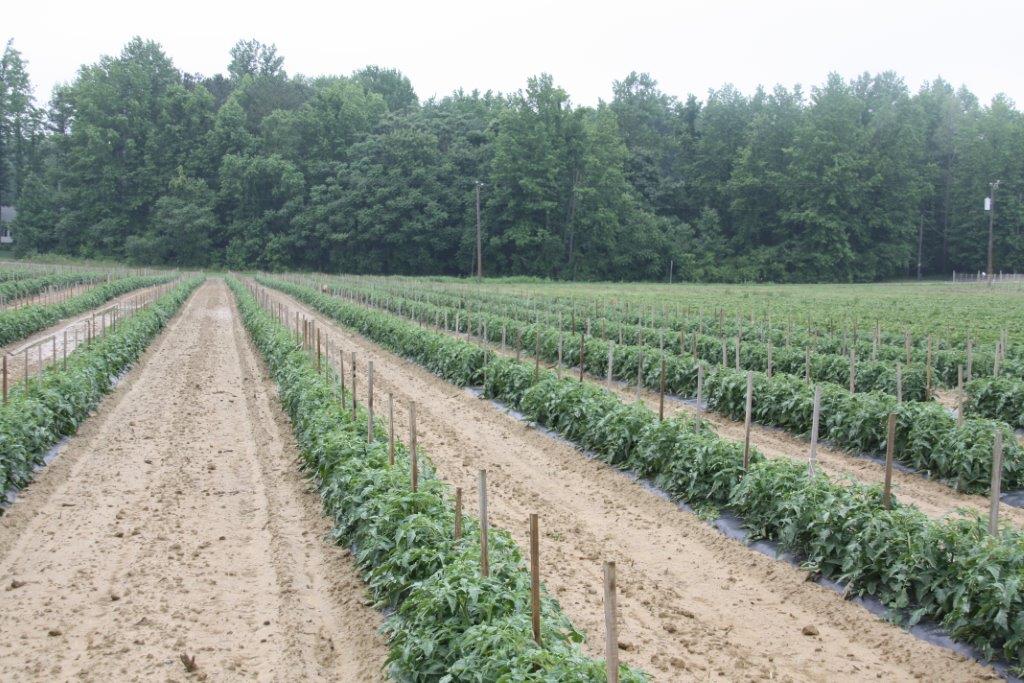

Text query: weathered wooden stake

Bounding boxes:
[956,365,965,428]
[556,334,563,379]
[696,363,704,413]
[530,513,542,645]
[367,361,375,442]
[2,354,6,404]
[848,348,856,393]
[809,385,821,476]
[767,341,773,378]
[479,469,490,577]
[454,487,463,540]
[989,429,1004,535]
[606,343,614,386]
[534,334,541,382]
[895,363,903,403]
[658,356,666,420]
[742,371,753,470]
[604,561,619,683]
[882,412,897,509]
[635,349,644,400]
[579,334,586,382]
[350,352,357,418]
[388,393,395,465]
[409,403,418,492]
[966,339,974,380]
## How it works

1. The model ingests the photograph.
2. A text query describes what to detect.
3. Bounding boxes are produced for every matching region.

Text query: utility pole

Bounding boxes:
[917,214,923,280]
[475,181,484,280]
[987,179,1000,283]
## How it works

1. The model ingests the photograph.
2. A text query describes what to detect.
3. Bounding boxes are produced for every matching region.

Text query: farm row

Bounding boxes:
[278,274,1020,497]
[253,274,1024,671]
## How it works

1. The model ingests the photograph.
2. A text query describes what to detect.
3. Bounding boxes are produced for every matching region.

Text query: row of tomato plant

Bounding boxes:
[302,278,1020,495]
[229,278,644,681]
[321,275,1014,385]
[0,271,103,304]
[966,376,1024,429]
[260,274,1024,668]
[0,277,202,497]
[0,274,175,347]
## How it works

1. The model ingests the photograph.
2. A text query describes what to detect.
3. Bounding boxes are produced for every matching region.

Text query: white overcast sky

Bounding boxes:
[5,0,1023,108]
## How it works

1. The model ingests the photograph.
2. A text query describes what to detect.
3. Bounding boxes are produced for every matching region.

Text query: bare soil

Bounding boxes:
[259,282,998,682]
[0,280,388,681]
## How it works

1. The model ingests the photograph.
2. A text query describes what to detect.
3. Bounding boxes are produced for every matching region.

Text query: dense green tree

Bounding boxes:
[0,40,43,205]
[8,37,1024,281]
[126,171,216,266]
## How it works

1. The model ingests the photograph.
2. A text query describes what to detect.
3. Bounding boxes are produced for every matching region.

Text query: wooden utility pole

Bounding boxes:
[475,181,484,280]
[987,180,1000,282]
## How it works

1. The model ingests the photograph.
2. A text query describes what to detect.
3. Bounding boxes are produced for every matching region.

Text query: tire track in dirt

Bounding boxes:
[0,280,388,681]
[259,282,998,682]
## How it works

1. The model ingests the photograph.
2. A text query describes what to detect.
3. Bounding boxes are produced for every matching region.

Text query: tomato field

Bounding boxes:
[1,268,1023,680]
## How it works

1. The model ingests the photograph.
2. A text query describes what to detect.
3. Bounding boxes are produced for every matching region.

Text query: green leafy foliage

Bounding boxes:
[228,277,645,681]
[0,274,173,346]
[262,275,1024,669]
[0,277,201,495]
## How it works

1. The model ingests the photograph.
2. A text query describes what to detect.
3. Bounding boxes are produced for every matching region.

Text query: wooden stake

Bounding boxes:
[579,333,586,382]
[696,364,704,413]
[604,561,619,683]
[989,429,1004,535]
[606,343,614,386]
[635,349,644,400]
[767,341,773,378]
[479,469,490,577]
[658,356,666,421]
[367,361,375,442]
[534,334,540,384]
[848,348,856,393]
[742,371,753,470]
[2,354,6,404]
[388,393,395,465]
[967,339,974,380]
[454,486,463,540]
[409,403,418,492]
[316,329,322,371]
[350,352,357,418]
[956,365,965,428]
[530,513,541,646]
[895,363,903,402]
[809,385,821,476]
[883,413,896,509]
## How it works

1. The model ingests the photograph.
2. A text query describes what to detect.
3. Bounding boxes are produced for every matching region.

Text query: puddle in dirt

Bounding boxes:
[1,369,132,513]
[464,385,1020,681]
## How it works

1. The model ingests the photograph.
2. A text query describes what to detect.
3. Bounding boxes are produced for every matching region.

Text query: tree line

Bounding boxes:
[1,37,1022,281]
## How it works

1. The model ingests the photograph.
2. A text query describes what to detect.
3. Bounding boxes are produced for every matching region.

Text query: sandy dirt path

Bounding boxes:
[1,281,176,390]
[258,282,998,682]
[0,279,388,681]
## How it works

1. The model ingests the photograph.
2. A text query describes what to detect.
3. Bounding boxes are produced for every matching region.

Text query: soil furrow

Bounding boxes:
[0,279,388,681]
